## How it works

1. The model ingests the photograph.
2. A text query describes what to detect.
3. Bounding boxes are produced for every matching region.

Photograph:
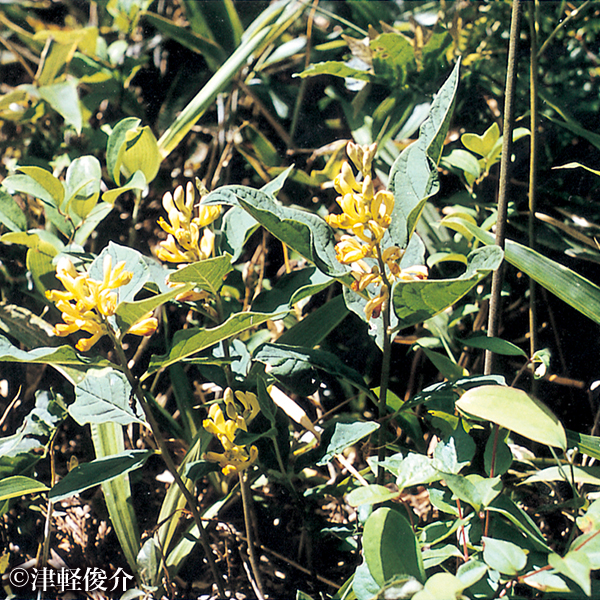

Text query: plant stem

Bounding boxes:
[107,328,227,598]
[485,0,522,375]
[239,471,265,599]
[375,245,393,485]
[528,0,540,378]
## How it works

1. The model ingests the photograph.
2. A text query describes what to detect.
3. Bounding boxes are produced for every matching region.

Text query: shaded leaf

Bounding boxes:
[0,189,27,232]
[145,311,282,377]
[461,335,526,357]
[49,450,154,502]
[363,507,425,585]
[38,79,82,133]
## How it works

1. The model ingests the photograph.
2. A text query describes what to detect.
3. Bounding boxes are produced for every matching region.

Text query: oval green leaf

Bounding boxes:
[363,507,425,585]
[482,537,527,576]
[456,385,566,450]
[346,485,401,507]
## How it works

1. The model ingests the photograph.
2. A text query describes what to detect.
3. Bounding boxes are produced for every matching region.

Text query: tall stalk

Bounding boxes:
[485,0,522,375]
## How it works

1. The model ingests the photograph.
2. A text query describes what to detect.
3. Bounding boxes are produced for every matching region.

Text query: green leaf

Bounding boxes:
[548,551,592,596]
[73,201,114,246]
[522,465,600,486]
[71,367,145,426]
[220,206,259,262]
[49,449,153,502]
[419,346,467,381]
[460,335,527,357]
[456,559,488,589]
[317,421,379,466]
[0,476,49,501]
[116,283,193,332]
[346,485,401,507]
[554,161,600,178]
[353,557,381,600]
[141,12,226,71]
[443,217,600,329]
[144,311,282,378]
[484,429,513,476]
[461,123,500,157]
[441,149,482,181]
[363,507,425,585]
[0,333,109,368]
[296,60,373,81]
[253,343,374,399]
[456,385,567,450]
[567,430,600,460]
[0,189,27,232]
[119,125,161,184]
[388,60,460,247]
[444,474,502,512]
[102,170,147,204]
[412,572,466,600]
[395,453,441,490]
[64,155,101,219]
[91,422,140,575]
[107,117,142,183]
[12,166,64,206]
[392,246,503,330]
[38,80,82,133]
[482,536,527,576]
[252,267,333,314]
[167,254,233,296]
[158,1,304,158]
[202,185,346,278]
[422,545,463,569]
[371,32,414,85]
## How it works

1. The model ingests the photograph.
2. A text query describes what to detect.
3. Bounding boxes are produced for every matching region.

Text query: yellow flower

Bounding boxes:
[365,286,389,321]
[157,182,220,264]
[203,387,261,476]
[335,235,370,264]
[45,255,157,351]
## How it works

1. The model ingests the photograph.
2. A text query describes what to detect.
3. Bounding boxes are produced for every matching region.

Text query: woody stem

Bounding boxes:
[106,327,227,598]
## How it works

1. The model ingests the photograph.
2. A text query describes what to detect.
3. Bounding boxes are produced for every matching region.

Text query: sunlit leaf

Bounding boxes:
[0,476,49,501]
[482,537,527,576]
[167,254,233,296]
[392,246,503,330]
[317,421,379,466]
[346,485,401,507]
[71,367,145,426]
[456,385,567,450]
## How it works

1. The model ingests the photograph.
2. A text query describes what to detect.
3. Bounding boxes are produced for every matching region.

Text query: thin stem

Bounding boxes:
[107,328,227,598]
[239,471,265,599]
[528,0,540,377]
[485,0,522,375]
[375,245,393,485]
[128,189,143,248]
[537,0,592,59]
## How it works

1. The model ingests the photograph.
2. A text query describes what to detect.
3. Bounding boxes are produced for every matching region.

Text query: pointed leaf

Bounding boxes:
[456,385,567,450]
[167,254,233,295]
[107,117,141,183]
[296,61,373,81]
[0,189,27,232]
[443,217,600,328]
[317,421,379,466]
[388,60,460,247]
[0,476,49,501]
[38,80,82,133]
[548,552,592,596]
[144,311,283,378]
[392,246,503,330]
[363,507,425,585]
[202,185,347,278]
[49,450,153,502]
[461,335,527,357]
[71,367,145,426]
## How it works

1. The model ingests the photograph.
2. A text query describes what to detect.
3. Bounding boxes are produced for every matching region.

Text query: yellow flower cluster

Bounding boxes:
[156,181,221,264]
[326,142,428,320]
[203,388,260,476]
[46,256,158,351]
[326,142,394,262]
